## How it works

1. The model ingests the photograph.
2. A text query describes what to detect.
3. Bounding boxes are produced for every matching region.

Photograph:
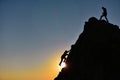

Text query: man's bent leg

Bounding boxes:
[100,15,103,20]
[59,58,63,66]
[105,16,109,23]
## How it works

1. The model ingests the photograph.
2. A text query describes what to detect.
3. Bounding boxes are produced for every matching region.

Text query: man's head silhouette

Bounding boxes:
[102,7,105,9]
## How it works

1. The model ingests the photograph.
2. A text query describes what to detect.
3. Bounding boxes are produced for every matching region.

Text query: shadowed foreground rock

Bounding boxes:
[54,17,120,80]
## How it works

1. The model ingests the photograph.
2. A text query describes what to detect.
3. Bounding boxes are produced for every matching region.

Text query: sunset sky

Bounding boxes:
[0,0,120,80]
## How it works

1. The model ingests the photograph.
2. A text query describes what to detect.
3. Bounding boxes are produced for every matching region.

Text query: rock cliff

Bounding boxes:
[55,17,120,80]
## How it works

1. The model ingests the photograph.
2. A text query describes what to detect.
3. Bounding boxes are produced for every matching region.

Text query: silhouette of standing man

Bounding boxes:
[100,7,109,22]
[59,50,69,66]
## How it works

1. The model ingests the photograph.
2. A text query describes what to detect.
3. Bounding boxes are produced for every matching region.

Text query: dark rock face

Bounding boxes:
[54,17,120,80]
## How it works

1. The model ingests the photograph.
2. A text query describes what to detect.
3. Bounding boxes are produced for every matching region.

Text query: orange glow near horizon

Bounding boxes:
[0,53,61,80]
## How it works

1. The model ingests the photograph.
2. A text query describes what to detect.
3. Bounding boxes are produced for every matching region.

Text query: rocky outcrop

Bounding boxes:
[54,17,120,80]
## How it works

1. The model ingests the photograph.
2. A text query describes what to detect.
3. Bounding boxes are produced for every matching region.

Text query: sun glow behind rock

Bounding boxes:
[60,62,66,68]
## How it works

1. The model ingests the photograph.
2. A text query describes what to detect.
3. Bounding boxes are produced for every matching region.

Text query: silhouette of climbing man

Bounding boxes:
[100,7,109,22]
[59,50,69,66]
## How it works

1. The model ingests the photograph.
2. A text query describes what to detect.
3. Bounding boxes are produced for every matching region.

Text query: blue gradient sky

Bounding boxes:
[0,0,120,80]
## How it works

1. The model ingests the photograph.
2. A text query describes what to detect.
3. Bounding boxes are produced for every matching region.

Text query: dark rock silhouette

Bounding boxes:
[54,17,120,80]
